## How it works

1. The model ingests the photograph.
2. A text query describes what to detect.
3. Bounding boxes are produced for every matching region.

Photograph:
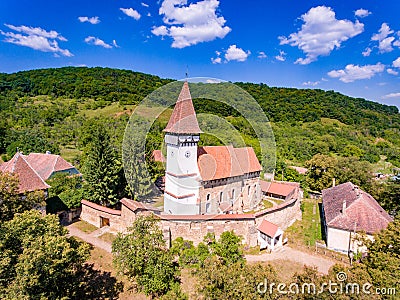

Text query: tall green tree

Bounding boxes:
[0,172,43,222]
[82,124,122,206]
[0,210,89,299]
[112,215,181,298]
[305,154,337,191]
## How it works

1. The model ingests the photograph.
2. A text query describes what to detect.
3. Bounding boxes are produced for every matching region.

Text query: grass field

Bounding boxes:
[285,198,323,247]
[73,220,98,234]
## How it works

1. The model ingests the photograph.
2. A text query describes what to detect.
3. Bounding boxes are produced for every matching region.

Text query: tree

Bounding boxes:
[0,172,42,222]
[112,215,181,298]
[334,156,373,190]
[305,154,337,191]
[196,257,279,300]
[363,218,400,293]
[82,124,122,206]
[46,172,83,210]
[211,231,245,266]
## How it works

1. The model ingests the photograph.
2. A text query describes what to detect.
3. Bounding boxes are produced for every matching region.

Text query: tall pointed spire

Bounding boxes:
[163,81,202,134]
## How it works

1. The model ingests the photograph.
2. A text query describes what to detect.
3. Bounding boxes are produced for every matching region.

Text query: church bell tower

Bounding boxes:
[163,81,202,215]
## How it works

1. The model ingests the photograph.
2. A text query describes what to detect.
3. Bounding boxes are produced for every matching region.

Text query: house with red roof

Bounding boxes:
[260,180,299,201]
[163,81,262,215]
[0,152,50,194]
[258,219,284,251]
[322,182,393,254]
[23,152,80,181]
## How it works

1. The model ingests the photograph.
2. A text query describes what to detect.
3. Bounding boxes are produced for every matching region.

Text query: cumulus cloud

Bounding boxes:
[224,45,250,62]
[392,57,400,68]
[0,24,72,56]
[355,9,371,18]
[303,81,320,86]
[151,25,168,36]
[211,56,221,64]
[275,50,286,62]
[371,23,396,53]
[387,68,398,75]
[258,51,267,59]
[362,47,372,57]
[84,36,113,48]
[327,63,384,83]
[279,6,364,64]
[152,0,231,48]
[120,8,141,20]
[78,16,100,24]
[382,92,400,99]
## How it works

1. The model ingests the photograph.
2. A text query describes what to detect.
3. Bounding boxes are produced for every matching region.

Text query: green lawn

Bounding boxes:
[286,198,323,247]
[73,220,98,234]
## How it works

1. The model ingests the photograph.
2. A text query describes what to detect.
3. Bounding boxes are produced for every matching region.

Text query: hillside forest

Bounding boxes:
[0,67,399,215]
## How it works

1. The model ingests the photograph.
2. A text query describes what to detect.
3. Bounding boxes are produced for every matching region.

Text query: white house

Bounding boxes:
[322,182,392,254]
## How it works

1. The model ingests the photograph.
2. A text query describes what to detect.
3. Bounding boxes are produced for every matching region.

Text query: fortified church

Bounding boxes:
[163,81,262,215]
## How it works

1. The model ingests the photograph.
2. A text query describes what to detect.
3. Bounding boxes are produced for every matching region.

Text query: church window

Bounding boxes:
[232,189,235,200]
[219,191,223,203]
[207,194,210,201]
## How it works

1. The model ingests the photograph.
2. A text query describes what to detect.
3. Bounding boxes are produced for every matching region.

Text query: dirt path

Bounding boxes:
[67,224,112,253]
[246,246,336,274]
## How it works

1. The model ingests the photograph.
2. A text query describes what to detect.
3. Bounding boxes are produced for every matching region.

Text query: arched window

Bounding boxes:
[248,185,251,196]
[232,189,235,200]
[220,191,223,203]
[206,194,211,202]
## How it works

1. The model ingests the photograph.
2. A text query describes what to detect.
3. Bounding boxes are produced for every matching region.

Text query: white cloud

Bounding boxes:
[327,63,384,83]
[393,57,400,68]
[151,25,168,36]
[382,92,400,99]
[355,9,371,18]
[279,6,364,64]
[78,16,100,24]
[1,24,72,56]
[224,45,250,62]
[275,50,286,62]
[387,68,398,75]
[141,2,149,7]
[371,23,395,53]
[258,51,267,59]
[120,8,141,20]
[153,0,231,48]
[362,47,372,57]
[113,40,120,48]
[84,36,112,48]
[211,56,221,64]
[302,81,320,86]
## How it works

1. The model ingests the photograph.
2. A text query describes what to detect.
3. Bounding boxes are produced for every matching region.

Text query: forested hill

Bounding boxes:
[0,67,399,167]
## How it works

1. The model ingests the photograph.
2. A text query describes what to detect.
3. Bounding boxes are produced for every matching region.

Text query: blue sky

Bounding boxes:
[1,0,400,108]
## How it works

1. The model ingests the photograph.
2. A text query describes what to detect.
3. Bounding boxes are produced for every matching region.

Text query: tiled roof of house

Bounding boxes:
[163,81,202,134]
[152,150,165,163]
[290,166,308,175]
[0,152,50,193]
[197,146,262,181]
[322,182,392,234]
[258,219,280,237]
[120,198,161,212]
[260,180,297,197]
[23,152,76,181]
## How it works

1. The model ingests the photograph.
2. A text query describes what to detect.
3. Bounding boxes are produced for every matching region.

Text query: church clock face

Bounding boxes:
[185,150,191,158]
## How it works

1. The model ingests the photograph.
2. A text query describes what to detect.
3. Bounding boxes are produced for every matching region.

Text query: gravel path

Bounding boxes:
[67,224,112,253]
[246,246,336,274]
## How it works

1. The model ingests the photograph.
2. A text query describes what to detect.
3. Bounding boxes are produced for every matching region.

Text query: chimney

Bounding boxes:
[342,200,346,214]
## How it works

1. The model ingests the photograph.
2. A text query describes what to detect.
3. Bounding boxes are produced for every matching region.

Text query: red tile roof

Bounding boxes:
[120,198,160,212]
[163,81,202,134]
[197,146,262,181]
[81,200,121,215]
[23,152,76,180]
[290,166,308,175]
[322,182,393,234]
[258,219,280,237]
[260,181,297,197]
[0,152,50,193]
[152,150,165,163]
